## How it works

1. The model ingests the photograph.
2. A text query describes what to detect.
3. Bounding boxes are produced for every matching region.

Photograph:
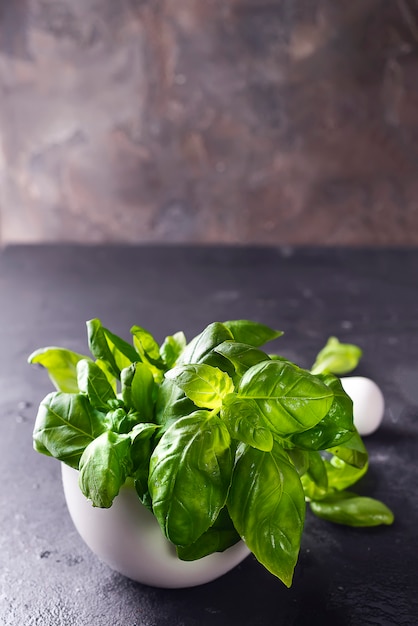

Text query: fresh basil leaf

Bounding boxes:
[160,332,187,369]
[228,441,305,587]
[223,320,283,347]
[177,507,241,561]
[155,378,197,429]
[149,411,233,546]
[310,491,394,527]
[33,392,107,468]
[286,448,310,476]
[237,360,334,436]
[288,373,355,450]
[121,363,155,421]
[324,455,369,492]
[103,326,140,366]
[130,325,165,379]
[33,438,53,458]
[166,364,234,410]
[78,431,132,508]
[311,337,362,375]
[129,423,160,504]
[215,341,270,377]
[178,322,236,376]
[268,354,293,363]
[76,359,116,410]
[87,319,137,378]
[177,322,234,366]
[28,347,90,393]
[328,431,368,469]
[221,394,273,452]
[95,359,118,394]
[106,408,140,434]
[300,451,329,500]
[86,319,117,373]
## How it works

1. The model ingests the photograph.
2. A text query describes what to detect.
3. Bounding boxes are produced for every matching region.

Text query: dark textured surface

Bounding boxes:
[1,2,418,245]
[1,244,418,625]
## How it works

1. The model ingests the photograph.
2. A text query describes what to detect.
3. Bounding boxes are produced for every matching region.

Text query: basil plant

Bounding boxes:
[29,319,393,587]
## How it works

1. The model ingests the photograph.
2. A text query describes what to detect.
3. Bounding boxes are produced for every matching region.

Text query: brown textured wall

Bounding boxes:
[0,0,417,245]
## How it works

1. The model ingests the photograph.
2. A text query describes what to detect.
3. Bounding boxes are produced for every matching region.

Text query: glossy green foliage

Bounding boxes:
[87,318,139,377]
[130,423,160,505]
[121,363,155,422]
[29,319,394,587]
[221,395,273,452]
[28,347,90,393]
[131,325,165,381]
[222,320,283,346]
[215,341,270,377]
[176,322,235,376]
[76,359,116,410]
[160,331,186,369]
[228,442,306,587]
[33,392,107,468]
[288,373,355,450]
[149,411,233,545]
[300,451,329,500]
[165,364,234,410]
[154,378,196,429]
[310,491,394,526]
[176,507,241,560]
[311,336,362,375]
[79,431,132,507]
[237,360,334,436]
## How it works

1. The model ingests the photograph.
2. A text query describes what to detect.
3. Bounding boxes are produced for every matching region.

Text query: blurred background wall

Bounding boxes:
[0,0,417,246]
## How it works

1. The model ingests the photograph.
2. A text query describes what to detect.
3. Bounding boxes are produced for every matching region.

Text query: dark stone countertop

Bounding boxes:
[1,245,417,625]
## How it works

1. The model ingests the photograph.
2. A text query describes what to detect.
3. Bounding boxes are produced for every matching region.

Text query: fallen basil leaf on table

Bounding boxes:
[311,336,363,375]
[310,491,394,526]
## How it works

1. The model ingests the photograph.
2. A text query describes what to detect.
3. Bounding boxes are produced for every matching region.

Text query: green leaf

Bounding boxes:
[177,322,234,366]
[223,320,283,347]
[121,362,155,421]
[28,347,90,393]
[310,491,394,527]
[87,319,138,378]
[311,337,362,375]
[103,326,140,367]
[288,373,355,450]
[149,411,233,546]
[286,448,310,476]
[328,431,368,469]
[237,360,334,436]
[324,455,369,492]
[177,507,241,561]
[95,359,117,393]
[78,431,132,508]
[131,325,165,380]
[215,341,270,377]
[106,408,140,434]
[221,394,273,452]
[129,423,160,504]
[160,332,187,369]
[32,392,107,468]
[166,364,234,410]
[155,378,197,430]
[228,441,305,587]
[300,451,329,500]
[76,359,116,410]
